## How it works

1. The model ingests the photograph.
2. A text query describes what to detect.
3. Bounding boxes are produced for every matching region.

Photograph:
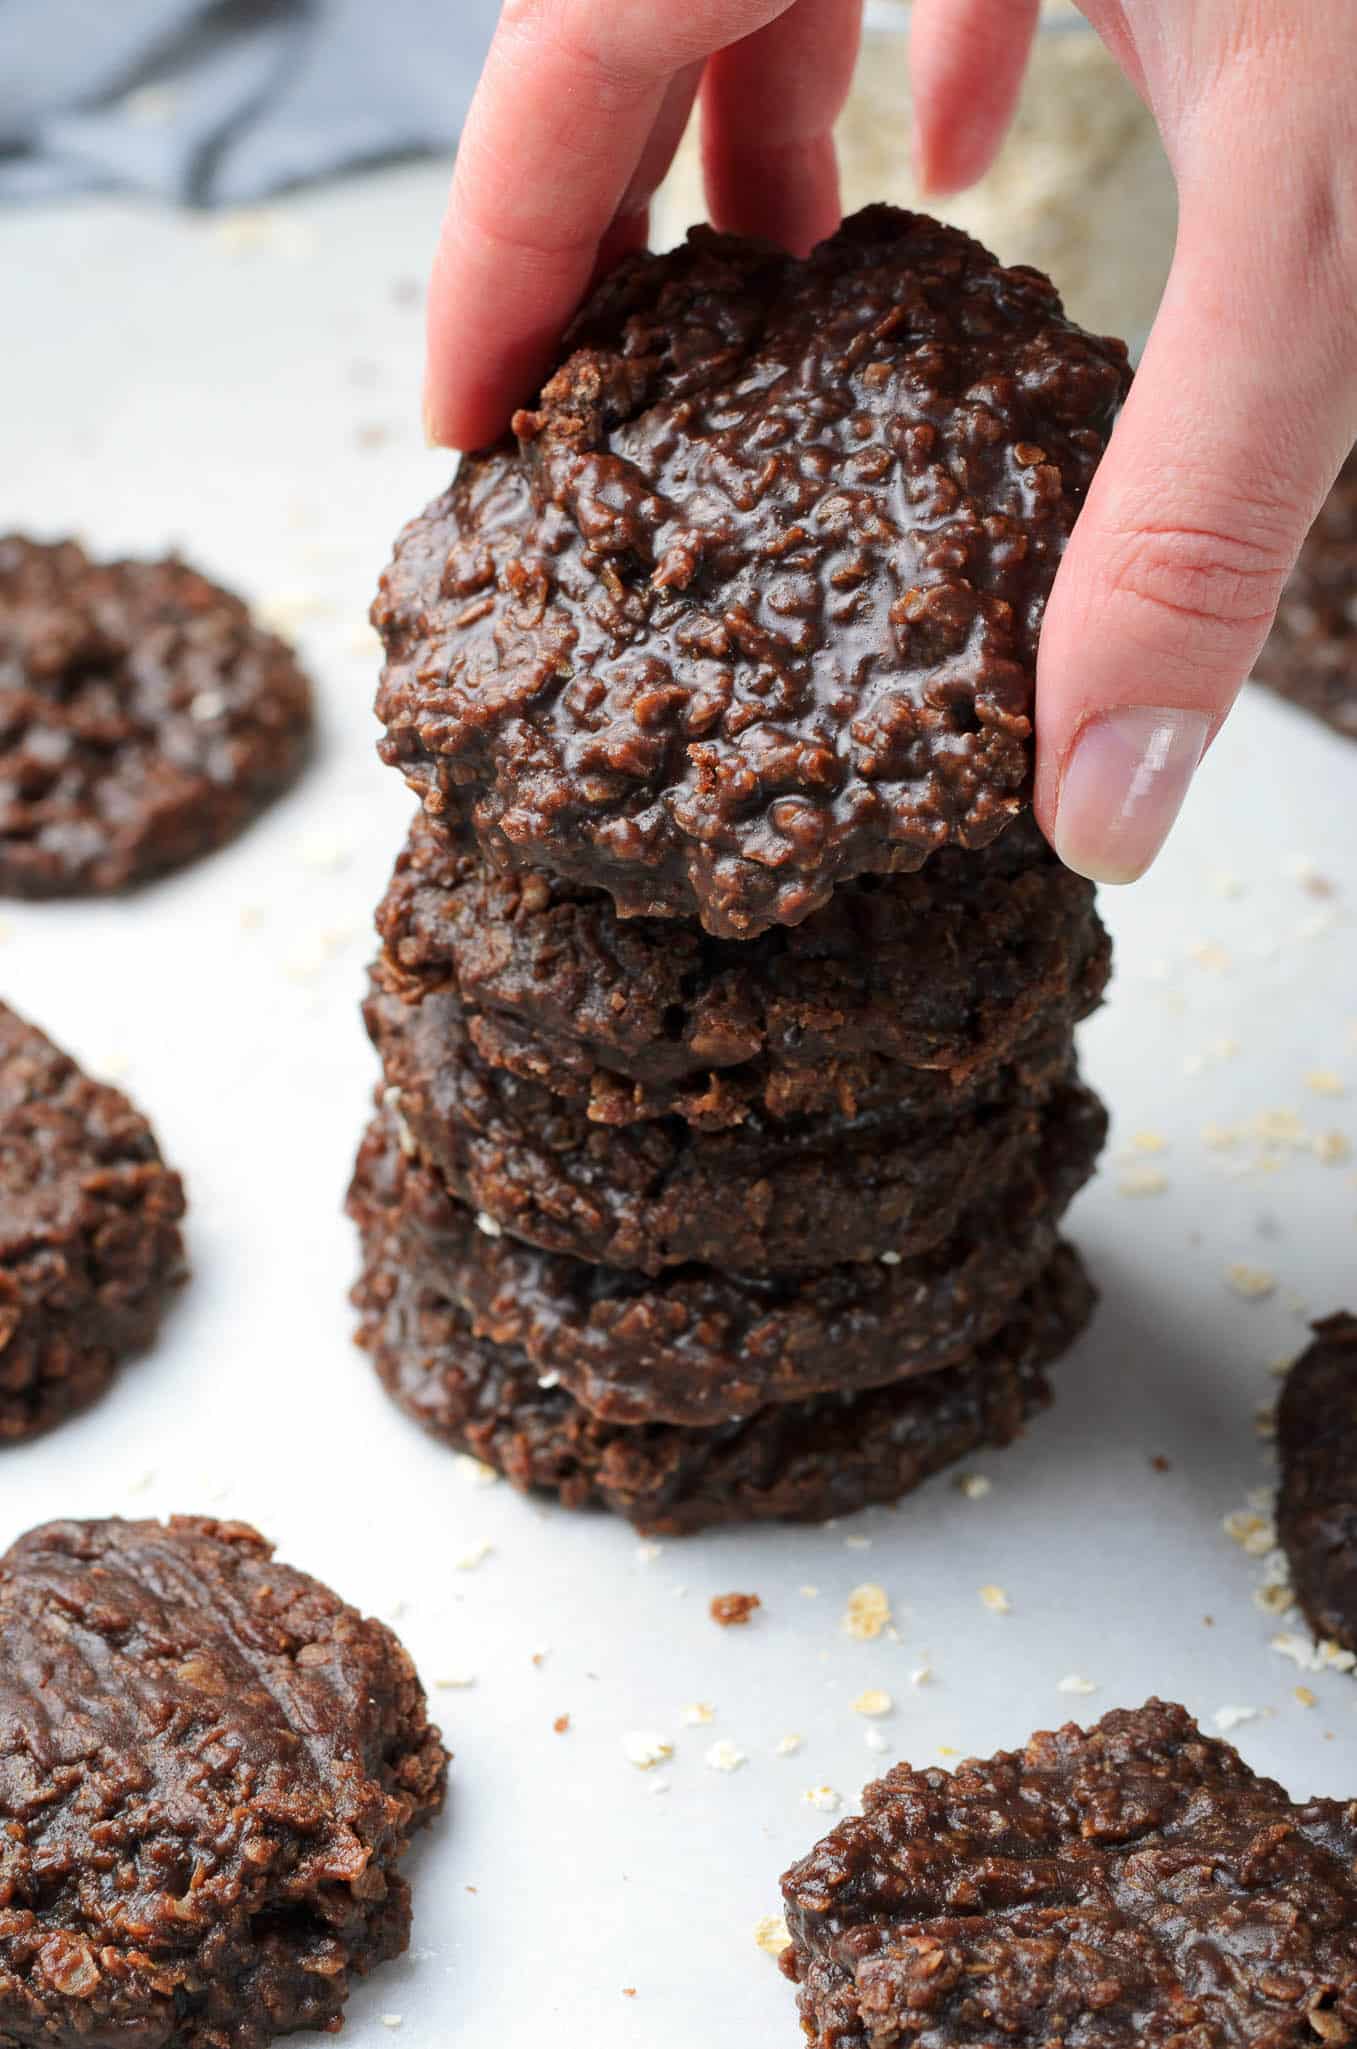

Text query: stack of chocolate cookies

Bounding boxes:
[350,208,1131,1533]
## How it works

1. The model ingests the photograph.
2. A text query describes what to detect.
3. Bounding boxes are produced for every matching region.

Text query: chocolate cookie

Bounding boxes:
[0,1515,448,2049]
[365,973,1077,1275]
[375,809,1110,1130]
[781,1699,1357,2047]
[348,1090,1104,1424]
[374,208,1130,936]
[1277,1311,1357,1655]
[1254,448,1357,741]
[0,1001,186,1442]
[355,1228,1092,1533]
[0,536,313,895]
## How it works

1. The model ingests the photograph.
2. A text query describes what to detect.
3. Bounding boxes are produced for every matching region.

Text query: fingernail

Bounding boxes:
[1055,706,1212,884]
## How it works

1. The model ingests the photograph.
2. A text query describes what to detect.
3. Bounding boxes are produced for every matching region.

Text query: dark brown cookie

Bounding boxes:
[0,536,313,895]
[365,971,1079,1275]
[347,1090,1104,1425]
[375,808,1111,1130]
[0,1001,186,1442]
[1277,1311,1357,1656]
[1254,448,1357,740]
[780,1699,1357,2048]
[374,208,1130,937]
[354,1227,1093,1534]
[0,1515,448,2049]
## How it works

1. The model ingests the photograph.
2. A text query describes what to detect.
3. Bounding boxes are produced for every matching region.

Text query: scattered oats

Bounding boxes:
[1117,1165,1170,1197]
[1314,1131,1352,1165]
[1271,1632,1357,1675]
[214,208,276,250]
[1254,1405,1278,1441]
[1295,1685,1319,1709]
[1201,1122,1238,1151]
[1269,1353,1297,1377]
[537,1371,561,1390]
[635,1541,662,1565]
[681,1703,715,1726]
[1305,1069,1346,1099]
[1208,870,1246,900]
[705,1739,747,1773]
[1211,1035,1241,1060]
[1224,1510,1276,1557]
[879,1250,902,1265]
[799,1585,820,1600]
[1254,1582,1295,1617]
[775,1734,803,1758]
[843,1583,892,1640]
[436,1674,476,1690]
[802,1785,841,1814]
[1127,1130,1169,1155]
[623,1732,673,1770]
[844,1534,873,1551]
[979,1584,1011,1615]
[456,1454,500,1488]
[956,1474,992,1500]
[127,1469,156,1495]
[379,2017,403,2030]
[909,1661,934,1688]
[1213,1705,1260,1733]
[1226,1264,1277,1300]
[1057,1675,1098,1696]
[938,1746,961,1759]
[754,1915,792,1960]
[1182,1053,1205,1078]
[257,588,332,635]
[454,1540,493,1571]
[189,687,227,721]
[864,1726,889,1753]
[475,1210,503,1238]
[295,828,350,872]
[1299,908,1339,941]
[648,1777,671,1796]
[1188,940,1231,972]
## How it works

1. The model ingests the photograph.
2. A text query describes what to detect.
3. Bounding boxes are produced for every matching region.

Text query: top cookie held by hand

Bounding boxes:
[376,207,1129,938]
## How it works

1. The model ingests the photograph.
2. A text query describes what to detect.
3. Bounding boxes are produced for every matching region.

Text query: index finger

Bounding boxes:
[424,0,792,451]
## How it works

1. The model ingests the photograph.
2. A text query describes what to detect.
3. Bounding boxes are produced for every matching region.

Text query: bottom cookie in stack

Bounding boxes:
[347,1108,1100,1534]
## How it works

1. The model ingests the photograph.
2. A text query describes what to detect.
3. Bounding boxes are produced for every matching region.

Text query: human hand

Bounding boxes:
[426,0,1357,889]
[423,0,862,451]
[912,0,1357,880]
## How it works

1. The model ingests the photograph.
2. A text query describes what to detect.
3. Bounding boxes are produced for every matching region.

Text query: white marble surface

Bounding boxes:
[2,163,1355,2048]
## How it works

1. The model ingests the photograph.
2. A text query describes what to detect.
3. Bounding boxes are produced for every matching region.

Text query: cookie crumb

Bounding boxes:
[553,1714,570,1734]
[711,1591,761,1628]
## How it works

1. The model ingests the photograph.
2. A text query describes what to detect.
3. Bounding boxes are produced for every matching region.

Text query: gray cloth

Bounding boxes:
[0,0,501,205]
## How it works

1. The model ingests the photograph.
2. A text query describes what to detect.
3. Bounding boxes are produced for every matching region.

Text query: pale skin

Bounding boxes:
[424,0,1357,885]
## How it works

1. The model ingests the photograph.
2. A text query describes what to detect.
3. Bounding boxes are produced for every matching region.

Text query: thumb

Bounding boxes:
[1038,157,1357,884]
